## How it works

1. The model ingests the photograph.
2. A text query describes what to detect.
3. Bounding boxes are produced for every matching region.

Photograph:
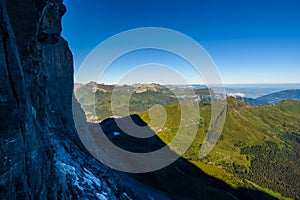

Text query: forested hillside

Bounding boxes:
[139,98,300,199]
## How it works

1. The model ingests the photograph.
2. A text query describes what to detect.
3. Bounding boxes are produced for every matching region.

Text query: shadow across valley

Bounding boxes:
[89,114,276,200]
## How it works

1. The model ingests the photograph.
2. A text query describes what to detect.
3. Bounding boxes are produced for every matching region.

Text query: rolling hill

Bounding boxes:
[94,114,276,200]
[75,83,300,199]
[138,98,300,199]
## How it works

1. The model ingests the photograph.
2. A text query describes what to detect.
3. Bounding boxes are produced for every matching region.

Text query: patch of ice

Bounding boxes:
[83,168,102,187]
[4,139,17,143]
[56,162,83,190]
[122,192,131,199]
[95,193,107,200]
[55,149,105,193]
[74,178,84,190]
[57,162,76,174]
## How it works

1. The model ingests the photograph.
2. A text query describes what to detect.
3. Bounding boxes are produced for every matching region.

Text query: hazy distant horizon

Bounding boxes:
[75,81,300,88]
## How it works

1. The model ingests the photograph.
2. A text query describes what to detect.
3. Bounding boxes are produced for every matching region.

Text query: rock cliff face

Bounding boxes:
[0,0,168,199]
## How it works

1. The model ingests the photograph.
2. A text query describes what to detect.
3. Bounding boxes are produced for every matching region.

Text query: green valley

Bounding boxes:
[138,98,300,199]
[75,83,300,199]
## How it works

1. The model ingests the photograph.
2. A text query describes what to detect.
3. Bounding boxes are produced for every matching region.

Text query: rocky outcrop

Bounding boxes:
[0,0,169,199]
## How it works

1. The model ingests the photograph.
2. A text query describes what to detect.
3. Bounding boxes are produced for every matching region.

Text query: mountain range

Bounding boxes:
[75,82,300,121]
[1,0,299,199]
[74,82,214,121]
[74,82,300,199]
[233,89,300,106]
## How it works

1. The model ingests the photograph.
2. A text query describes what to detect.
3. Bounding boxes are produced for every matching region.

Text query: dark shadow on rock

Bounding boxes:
[88,115,277,200]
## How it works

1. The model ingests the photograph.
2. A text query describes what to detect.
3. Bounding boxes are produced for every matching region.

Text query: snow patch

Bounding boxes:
[122,192,131,199]
[113,131,120,136]
[5,139,17,143]
[95,193,107,200]
[56,162,84,190]
[57,162,76,174]
[83,168,102,187]
[54,144,112,197]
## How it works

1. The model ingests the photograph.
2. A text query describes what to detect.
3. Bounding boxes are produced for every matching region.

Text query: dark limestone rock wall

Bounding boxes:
[0,0,168,199]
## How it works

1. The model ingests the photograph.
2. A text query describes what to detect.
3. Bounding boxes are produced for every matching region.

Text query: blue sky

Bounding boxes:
[62,0,300,84]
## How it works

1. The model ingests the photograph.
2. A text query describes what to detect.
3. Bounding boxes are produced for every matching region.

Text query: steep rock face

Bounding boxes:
[0,0,168,199]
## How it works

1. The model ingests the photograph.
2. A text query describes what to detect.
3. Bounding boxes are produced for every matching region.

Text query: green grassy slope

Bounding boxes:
[138,97,300,199]
[97,115,276,200]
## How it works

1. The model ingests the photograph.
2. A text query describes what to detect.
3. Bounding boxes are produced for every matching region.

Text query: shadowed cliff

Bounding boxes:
[0,1,169,199]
